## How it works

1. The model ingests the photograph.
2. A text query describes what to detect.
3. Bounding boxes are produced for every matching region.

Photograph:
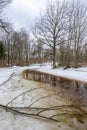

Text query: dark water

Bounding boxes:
[23,69,87,112]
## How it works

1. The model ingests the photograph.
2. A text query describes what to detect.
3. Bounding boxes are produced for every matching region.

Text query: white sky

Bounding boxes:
[3,0,48,31]
[2,0,87,31]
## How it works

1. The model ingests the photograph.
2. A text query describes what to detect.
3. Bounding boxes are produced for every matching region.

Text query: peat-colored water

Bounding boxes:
[23,69,87,113]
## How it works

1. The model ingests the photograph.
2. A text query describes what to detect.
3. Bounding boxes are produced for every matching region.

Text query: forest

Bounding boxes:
[0,0,87,68]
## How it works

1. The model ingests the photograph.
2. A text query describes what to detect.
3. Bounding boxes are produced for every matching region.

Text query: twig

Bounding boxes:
[0,72,15,86]
[6,105,74,110]
[0,104,58,122]
[6,87,45,106]
[50,113,83,119]
[28,94,59,107]
[37,105,76,115]
[0,104,86,122]
[6,87,55,107]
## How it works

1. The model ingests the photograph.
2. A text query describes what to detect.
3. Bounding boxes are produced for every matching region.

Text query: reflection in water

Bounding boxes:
[23,69,87,112]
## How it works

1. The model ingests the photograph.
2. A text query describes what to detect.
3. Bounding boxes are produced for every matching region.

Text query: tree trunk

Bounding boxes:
[53,47,56,68]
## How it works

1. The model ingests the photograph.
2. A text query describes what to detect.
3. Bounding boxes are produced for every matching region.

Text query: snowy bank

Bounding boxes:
[28,64,87,83]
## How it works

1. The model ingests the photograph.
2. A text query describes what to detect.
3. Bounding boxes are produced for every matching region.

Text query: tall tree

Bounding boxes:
[67,0,87,67]
[0,0,13,66]
[0,41,6,60]
[11,29,30,66]
[33,0,68,68]
[0,41,5,59]
[0,41,6,66]
[0,0,13,32]
[0,0,12,11]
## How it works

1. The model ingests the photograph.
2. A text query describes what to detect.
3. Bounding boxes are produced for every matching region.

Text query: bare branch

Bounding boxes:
[28,94,59,108]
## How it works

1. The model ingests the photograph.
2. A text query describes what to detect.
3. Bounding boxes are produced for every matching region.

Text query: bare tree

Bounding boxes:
[58,0,87,68]
[0,0,13,33]
[0,0,12,29]
[33,0,68,68]
[0,0,13,66]
[11,29,30,66]
[20,29,31,66]
[67,0,87,67]
[0,0,12,12]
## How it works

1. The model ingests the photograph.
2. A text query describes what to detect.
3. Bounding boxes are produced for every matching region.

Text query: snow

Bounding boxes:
[0,64,87,130]
[0,68,13,84]
[1,64,87,84]
[38,68,87,83]
[28,64,87,83]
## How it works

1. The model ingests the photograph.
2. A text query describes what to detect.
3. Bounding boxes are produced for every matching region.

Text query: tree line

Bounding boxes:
[0,0,87,68]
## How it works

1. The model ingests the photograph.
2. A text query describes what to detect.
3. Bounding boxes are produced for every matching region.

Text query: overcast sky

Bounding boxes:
[3,0,87,31]
[3,0,48,31]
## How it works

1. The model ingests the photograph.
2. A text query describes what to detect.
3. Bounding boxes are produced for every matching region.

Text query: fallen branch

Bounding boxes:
[6,86,59,107]
[6,87,47,106]
[6,105,75,110]
[0,104,86,122]
[37,105,78,115]
[0,104,58,122]
[28,94,59,108]
[0,72,15,86]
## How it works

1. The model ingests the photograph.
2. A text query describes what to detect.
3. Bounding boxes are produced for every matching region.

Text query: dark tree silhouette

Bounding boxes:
[0,41,5,59]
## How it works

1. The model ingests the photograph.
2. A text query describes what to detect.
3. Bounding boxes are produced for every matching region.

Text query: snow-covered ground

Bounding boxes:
[0,65,87,130]
[1,64,87,85]
[28,64,87,83]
